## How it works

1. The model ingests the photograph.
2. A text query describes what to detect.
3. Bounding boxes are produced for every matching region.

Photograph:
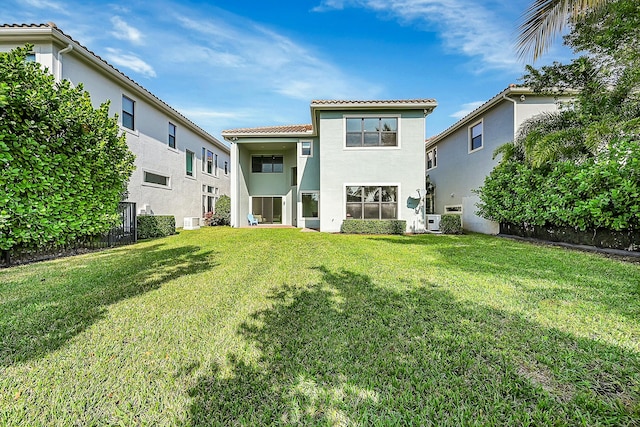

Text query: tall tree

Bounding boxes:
[516,0,611,61]
[0,45,135,252]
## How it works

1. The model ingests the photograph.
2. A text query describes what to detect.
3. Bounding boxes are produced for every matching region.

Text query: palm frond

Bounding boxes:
[516,0,611,62]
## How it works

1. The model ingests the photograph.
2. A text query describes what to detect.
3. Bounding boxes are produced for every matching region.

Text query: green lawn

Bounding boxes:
[1,228,639,426]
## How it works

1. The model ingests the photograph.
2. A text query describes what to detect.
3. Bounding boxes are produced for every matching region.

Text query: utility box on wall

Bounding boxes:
[183,217,201,230]
[426,214,441,231]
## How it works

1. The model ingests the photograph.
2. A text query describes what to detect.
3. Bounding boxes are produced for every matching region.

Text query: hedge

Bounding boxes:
[439,215,463,234]
[137,215,176,240]
[340,219,406,235]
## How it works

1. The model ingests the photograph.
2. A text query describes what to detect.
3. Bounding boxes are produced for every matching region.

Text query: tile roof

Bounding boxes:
[0,23,227,150]
[311,99,437,105]
[222,124,313,135]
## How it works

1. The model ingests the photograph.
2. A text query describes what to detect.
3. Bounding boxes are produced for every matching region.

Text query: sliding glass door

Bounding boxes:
[251,197,283,224]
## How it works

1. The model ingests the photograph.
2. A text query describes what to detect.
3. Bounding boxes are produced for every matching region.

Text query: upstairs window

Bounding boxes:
[224,161,229,175]
[252,155,283,173]
[301,140,313,156]
[346,117,398,147]
[122,96,135,130]
[168,123,176,149]
[469,121,483,152]
[207,150,213,174]
[427,147,437,170]
[122,95,135,130]
[186,150,194,177]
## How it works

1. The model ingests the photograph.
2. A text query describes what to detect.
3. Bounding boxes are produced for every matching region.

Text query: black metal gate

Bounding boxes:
[102,202,137,246]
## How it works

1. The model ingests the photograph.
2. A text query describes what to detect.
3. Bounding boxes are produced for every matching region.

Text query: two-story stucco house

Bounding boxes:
[222,99,438,233]
[0,23,230,228]
[425,85,570,234]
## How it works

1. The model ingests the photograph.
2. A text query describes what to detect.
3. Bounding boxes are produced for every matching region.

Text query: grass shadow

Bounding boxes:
[0,243,218,366]
[185,265,640,425]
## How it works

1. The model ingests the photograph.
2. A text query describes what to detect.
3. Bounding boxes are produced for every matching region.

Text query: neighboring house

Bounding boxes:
[425,85,570,234]
[0,23,230,228]
[222,99,437,233]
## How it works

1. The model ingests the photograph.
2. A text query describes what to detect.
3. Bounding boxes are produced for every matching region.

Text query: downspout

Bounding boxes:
[57,44,73,83]
[502,93,518,140]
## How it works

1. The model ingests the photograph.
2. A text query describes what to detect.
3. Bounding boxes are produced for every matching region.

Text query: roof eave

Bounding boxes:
[427,87,535,147]
[2,25,229,152]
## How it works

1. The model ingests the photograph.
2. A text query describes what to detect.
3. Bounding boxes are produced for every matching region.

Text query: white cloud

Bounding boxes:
[313,0,521,72]
[103,48,156,78]
[450,101,485,119]
[22,0,67,12]
[174,15,380,101]
[110,16,143,45]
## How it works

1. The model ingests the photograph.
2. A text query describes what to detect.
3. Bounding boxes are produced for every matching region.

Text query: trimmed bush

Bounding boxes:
[212,195,231,226]
[440,215,462,234]
[137,215,176,239]
[340,219,406,235]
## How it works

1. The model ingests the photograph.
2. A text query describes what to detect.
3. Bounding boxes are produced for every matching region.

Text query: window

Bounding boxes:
[291,167,297,186]
[346,117,398,147]
[122,95,135,130]
[224,161,229,175]
[214,154,219,176]
[186,150,194,177]
[469,121,483,152]
[144,171,169,187]
[427,146,437,170]
[252,155,284,173]
[207,150,213,174]
[301,192,319,218]
[168,123,176,149]
[25,52,36,62]
[202,148,206,171]
[301,140,312,156]
[346,186,398,220]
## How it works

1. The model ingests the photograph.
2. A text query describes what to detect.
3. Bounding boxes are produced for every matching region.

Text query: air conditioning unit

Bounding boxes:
[426,214,441,232]
[183,217,201,230]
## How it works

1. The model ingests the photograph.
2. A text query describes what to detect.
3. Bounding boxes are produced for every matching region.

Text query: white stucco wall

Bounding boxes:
[1,32,230,228]
[427,95,563,235]
[318,110,427,233]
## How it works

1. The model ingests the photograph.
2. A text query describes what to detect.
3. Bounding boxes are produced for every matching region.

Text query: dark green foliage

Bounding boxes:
[211,195,231,226]
[479,1,640,237]
[340,219,406,235]
[137,215,176,239]
[439,215,462,234]
[0,45,135,251]
[478,137,640,231]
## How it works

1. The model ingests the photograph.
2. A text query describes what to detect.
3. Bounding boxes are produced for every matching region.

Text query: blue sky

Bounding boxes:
[4,0,572,140]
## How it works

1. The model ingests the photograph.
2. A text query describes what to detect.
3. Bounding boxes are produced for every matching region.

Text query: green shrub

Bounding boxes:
[0,45,135,252]
[440,215,462,234]
[137,215,176,239]
[340,220,406,235]
[211,195,231,226]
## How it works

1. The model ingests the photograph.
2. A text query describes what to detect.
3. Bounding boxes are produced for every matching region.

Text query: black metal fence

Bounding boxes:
[1,202,137,267]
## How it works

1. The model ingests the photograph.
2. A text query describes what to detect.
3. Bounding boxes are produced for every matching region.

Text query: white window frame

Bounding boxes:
[300,191,319,219]
[343,114,401,149]
[444,205,463,214]
[185,150,195,179]
[427,146,437,170]
[468,120,483,153]
[168,122,177,150]
[344,183,401,220]
[300,140,313,157]
[121,95,135,131]
[142,169,171,189]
